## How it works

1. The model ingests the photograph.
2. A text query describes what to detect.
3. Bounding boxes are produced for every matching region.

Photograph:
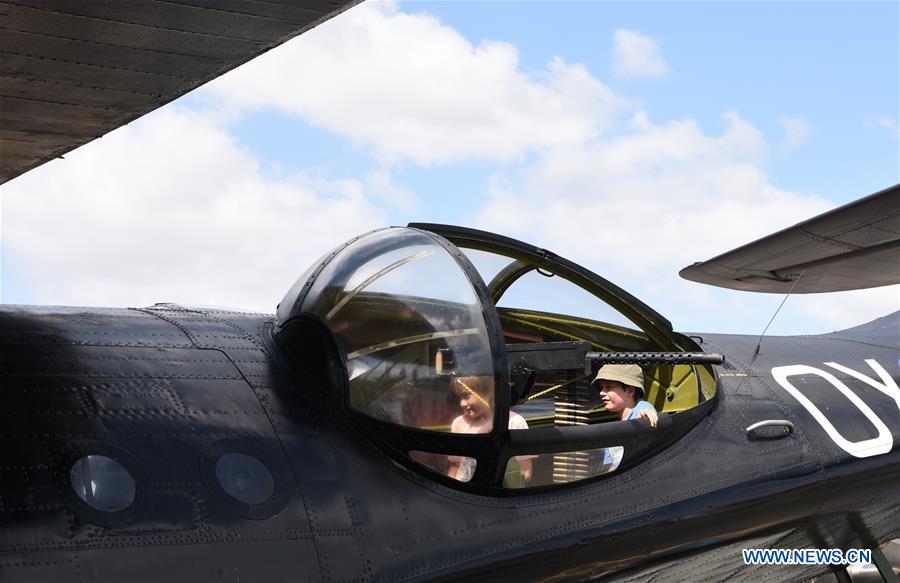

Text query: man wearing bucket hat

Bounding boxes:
[591,364,658,427]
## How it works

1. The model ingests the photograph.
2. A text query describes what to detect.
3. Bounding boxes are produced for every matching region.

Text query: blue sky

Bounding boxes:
[2,1,898,335]
[220,1,900,204]
[429,1,899,197]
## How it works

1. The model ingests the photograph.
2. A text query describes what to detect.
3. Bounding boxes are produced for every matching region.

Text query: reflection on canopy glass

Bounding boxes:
[497,270,640,331]
[410,450,478,483]
[504,446,624,489]
[298,228,497,432]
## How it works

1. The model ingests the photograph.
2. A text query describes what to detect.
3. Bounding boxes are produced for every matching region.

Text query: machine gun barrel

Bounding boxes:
[585,351,725,373]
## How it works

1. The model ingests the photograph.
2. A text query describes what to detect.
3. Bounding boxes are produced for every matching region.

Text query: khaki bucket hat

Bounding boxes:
[591,364,645,398]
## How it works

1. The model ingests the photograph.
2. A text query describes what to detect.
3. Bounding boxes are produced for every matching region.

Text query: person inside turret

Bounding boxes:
[591,364,658,426]
[591,364,658,472]
[447,375,534,484]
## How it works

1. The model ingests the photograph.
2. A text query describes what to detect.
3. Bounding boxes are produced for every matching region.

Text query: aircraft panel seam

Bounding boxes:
[130,307,202,347]
[0,2,272,42]
[0,25,229,62]
[0,529,317,554]
[0,372,245,379]
[385,464,796,574]
[152,0,326,23]
[0,558,74,569]
[0,339,192,347]
[0,49,196,81]
[812,336,898,350]
[9,355,237,363]
[386,500,705,582]
[749,371,830,516]
[182,314,330,580]
[0,93,131,113]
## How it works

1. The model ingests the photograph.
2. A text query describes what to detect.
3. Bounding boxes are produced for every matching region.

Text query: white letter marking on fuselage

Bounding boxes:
[824,359,900,414]
[771,363,893,458]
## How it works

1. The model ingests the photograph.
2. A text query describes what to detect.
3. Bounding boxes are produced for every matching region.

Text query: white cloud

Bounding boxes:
[799,285,900,331]
[470,112,890,333]
[471,107,899,334]
[778,116,812,153]
[611,29,670,79]
[865,115,900,137]
[477,111,819,272]
[204,1,627,165]
[366,169,416,213]
[1,107,386,311]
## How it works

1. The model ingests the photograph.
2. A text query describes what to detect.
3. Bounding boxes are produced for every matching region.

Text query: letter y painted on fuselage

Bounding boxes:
[772,359,898,458]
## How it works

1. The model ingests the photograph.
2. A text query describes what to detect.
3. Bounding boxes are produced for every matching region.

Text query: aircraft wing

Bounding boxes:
[679,183,900,293]
[0,0,361,185]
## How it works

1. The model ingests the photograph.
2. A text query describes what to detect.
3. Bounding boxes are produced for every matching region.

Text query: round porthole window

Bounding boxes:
[69,455,136,512]
[215,452,275,505]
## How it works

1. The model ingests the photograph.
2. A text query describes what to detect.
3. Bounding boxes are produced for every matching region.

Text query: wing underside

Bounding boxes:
[0,0,361,185]
[680,184,900,293]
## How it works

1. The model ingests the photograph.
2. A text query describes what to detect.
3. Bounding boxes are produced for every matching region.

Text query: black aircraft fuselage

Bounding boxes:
[0,225,898,583]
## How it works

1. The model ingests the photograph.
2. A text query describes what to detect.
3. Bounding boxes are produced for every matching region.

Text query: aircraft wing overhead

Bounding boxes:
[0,0,361,185]
[680,183,900,293]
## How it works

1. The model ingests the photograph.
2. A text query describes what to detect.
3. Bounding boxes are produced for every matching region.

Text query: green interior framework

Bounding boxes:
[498,307,717,428]
[333,293,716,432]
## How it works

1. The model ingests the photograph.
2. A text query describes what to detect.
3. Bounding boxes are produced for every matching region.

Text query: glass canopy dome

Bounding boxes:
[274,224,717,490]
[275,227,505,433]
